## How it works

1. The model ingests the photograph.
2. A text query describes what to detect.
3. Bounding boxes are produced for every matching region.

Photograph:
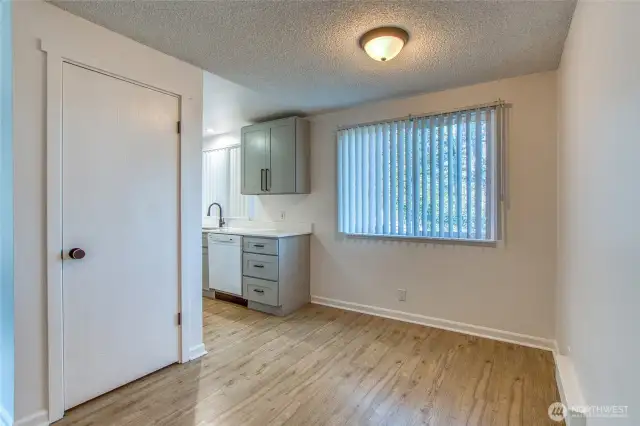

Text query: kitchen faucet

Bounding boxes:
[207,202,225,228]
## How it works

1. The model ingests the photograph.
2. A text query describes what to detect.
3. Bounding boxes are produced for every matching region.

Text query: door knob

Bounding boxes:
[69,248,86,260]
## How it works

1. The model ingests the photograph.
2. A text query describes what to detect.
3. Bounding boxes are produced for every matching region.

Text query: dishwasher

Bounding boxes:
[207,233,243,297]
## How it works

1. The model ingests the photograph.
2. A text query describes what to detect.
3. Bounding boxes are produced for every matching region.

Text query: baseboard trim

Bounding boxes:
[0,405,12,426]
[553,352,587,426]
[311,296,555,351]
[188,343,207,361]
[14,410,48,426]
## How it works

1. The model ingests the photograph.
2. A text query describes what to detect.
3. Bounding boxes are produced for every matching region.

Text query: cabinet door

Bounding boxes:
[202,251,209,290]
[267,121,296,194]
[241,126,268,194]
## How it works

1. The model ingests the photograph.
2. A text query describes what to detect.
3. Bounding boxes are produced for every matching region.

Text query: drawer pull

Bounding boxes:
[253,288,265,294]
[253,264,265,268]
[253,244,265,248]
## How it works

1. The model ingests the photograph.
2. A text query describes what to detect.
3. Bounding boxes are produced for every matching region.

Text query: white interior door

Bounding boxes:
[62,63,180,410]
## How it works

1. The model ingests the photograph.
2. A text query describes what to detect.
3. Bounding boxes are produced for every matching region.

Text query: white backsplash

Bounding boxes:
[202,216,313,234]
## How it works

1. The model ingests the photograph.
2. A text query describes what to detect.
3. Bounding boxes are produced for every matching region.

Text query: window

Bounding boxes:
[337,103,504,242]
[202,146,252,219]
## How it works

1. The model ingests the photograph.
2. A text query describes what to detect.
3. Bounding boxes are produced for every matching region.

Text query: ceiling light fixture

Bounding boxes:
[359,27,409,62]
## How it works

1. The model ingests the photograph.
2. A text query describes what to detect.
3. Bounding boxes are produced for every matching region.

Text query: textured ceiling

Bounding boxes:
[51,0,576,116]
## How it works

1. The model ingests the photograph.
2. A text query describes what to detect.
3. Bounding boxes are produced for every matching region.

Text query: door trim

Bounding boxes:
[41,40,192,423]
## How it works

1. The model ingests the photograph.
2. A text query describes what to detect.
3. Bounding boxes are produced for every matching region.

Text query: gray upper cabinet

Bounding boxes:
[241,126,269,195]
[268,121,296,194]
[241,117,310,195]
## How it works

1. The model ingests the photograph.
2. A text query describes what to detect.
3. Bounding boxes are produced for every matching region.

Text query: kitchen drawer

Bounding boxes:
[243,237,278,256]
[243,252,278,282]
[244,276,279,307]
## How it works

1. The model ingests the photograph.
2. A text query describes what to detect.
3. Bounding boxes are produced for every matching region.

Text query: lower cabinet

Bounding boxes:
[202,233,209,290]
[243,276,279,307]
[242,235,310,316]
[243,252,279,282]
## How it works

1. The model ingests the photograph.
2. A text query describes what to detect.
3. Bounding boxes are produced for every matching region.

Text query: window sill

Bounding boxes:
[341,232,498,247]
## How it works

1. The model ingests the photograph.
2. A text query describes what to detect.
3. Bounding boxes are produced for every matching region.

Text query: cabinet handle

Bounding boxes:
[260,168,265,191]
[253,244,265,248]
[253,289,264,294]
[253,264,265,268]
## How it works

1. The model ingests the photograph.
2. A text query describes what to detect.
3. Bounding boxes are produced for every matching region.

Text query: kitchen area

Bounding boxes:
[201,114,312,316]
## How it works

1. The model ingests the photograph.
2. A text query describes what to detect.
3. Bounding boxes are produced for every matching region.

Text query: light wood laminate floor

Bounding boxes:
[56,297,561,426]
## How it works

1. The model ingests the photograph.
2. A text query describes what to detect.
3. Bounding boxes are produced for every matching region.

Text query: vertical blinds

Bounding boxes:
[202,148,228,217]
[228,147,247,218]
[203,146,250,219]
[337,105,503,241]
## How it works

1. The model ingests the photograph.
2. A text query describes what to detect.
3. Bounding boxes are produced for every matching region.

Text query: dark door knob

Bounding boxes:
[69,248,86,260]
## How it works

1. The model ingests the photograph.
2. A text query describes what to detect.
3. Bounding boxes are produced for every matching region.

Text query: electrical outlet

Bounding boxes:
[279,211,286,221]
[397,289,407,302]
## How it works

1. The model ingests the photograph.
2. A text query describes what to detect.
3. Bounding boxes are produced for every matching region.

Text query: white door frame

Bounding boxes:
[41,40,192,423]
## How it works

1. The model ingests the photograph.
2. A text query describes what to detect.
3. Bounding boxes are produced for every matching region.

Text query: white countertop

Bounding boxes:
[202,227,311,238]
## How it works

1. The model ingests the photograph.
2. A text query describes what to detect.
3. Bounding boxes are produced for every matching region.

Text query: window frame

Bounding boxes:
[336,101,506,245]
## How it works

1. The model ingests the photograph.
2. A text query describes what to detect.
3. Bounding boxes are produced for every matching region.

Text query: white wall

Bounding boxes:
[12,1,203,422]
[0,0,14,423]
[255,71,558,341]
[557,2,639,424]
[201,69,282,136]
[201,69,249,151]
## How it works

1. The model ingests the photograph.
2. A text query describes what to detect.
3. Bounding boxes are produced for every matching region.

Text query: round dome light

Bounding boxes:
[359,27,409,62]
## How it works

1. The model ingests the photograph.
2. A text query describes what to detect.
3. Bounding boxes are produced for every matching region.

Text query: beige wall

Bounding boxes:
[12,1,203,422]
[255,71,558,341]
[557,2,639,423]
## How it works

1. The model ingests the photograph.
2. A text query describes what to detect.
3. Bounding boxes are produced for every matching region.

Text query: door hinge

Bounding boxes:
[176,121,181,134]
[177,312,182,326]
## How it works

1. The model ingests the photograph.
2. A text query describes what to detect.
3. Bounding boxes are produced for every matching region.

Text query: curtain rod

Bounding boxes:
[337,99,506,131]
[203,144,240,153]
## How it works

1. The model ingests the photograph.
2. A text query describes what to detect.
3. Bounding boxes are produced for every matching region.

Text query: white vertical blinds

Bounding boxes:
[202,148,228,217]
[228,147,248,218]
[337,104,503,241]
[203,146,251,219]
